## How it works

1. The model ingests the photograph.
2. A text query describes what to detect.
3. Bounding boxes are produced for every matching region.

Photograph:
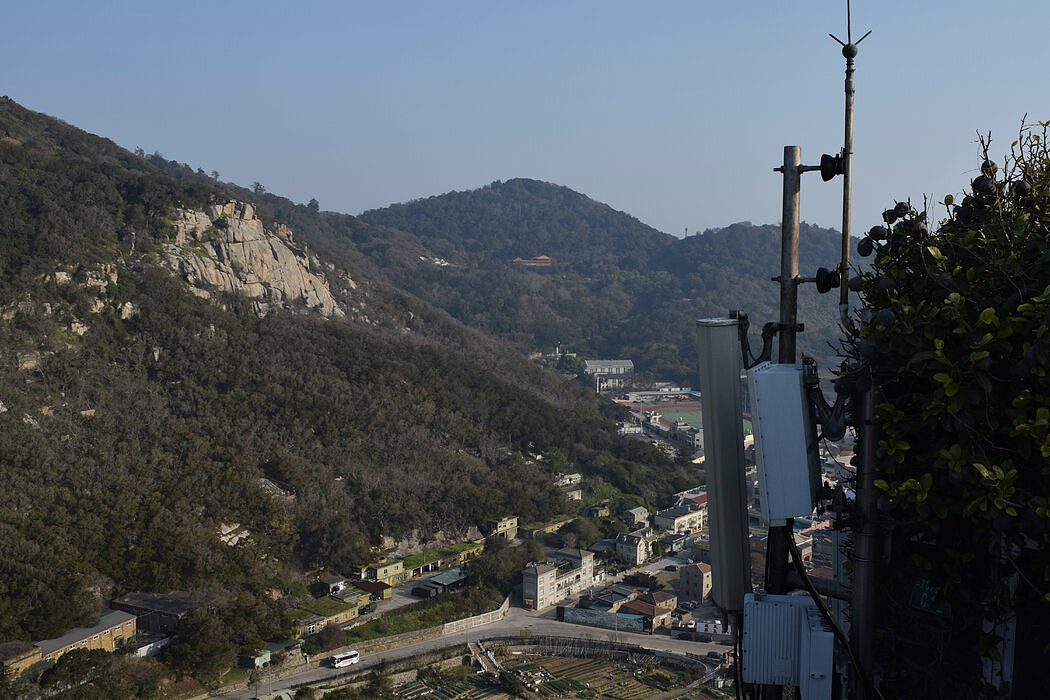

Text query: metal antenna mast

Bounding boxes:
[832,6,878,697]
[829,4,871,325]
[761,4,871,699]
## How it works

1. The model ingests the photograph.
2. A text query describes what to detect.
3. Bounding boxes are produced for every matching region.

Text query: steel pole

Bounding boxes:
[851,378,880,696]
[767,146,802,599]
[839,46,856,323]
[778,146,802,366]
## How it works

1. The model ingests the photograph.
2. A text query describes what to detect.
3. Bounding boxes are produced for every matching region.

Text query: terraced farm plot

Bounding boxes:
[397,652,711,699]
[504,654,699,698]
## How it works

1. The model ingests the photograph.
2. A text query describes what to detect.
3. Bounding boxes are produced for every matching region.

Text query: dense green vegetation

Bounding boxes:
[0,97,694,652]
[346,182,848,381]
[848,126,1050,698]
[183,173,851,383]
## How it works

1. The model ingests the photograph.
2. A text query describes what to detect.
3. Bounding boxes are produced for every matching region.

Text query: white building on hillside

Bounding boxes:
[521,548,597,611]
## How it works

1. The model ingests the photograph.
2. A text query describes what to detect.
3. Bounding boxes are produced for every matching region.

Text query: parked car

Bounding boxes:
[664,564,678,572]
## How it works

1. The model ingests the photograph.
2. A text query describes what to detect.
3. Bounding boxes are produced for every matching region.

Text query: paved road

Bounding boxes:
[222,603,729,699]
[224,548,720,698]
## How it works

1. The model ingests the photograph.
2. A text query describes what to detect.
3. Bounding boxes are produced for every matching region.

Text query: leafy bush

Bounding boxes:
[848,124,1050,697]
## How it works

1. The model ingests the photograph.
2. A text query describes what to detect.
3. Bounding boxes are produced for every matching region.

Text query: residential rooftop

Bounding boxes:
[36,609,136,656]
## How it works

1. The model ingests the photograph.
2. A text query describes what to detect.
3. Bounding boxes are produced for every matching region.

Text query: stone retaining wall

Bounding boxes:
[442,596,509,634]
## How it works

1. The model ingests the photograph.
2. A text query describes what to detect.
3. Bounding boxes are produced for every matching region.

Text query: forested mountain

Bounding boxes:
[326,181,849,380]
[0,98,692,642]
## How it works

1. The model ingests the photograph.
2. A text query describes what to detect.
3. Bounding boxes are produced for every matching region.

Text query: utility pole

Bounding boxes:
[830,12,874,697]
[766,145,804,601]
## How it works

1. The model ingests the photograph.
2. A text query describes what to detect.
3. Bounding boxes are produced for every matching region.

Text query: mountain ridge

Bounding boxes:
[334,179,849,379]
[1,97,689,642]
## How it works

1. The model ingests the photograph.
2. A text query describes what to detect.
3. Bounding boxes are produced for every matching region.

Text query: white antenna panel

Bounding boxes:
[747,362,819,523]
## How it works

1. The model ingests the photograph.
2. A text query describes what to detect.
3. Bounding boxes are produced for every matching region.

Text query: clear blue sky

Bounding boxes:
[4,1,1047,237]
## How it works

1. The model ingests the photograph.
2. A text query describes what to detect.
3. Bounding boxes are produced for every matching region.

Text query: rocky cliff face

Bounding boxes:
[164,201,348,318]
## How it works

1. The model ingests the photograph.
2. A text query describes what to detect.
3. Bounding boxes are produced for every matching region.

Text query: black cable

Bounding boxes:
[788,533,885,700]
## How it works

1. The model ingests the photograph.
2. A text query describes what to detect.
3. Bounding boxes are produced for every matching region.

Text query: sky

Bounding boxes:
[4,1,1049,237]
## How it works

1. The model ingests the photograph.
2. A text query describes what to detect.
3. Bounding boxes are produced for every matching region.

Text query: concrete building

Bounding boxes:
[111,591,199,636]
[521,548,596,611]
[36,609,138,665]
[616,528,655,566]
[487,516,518,540]
[367,559,407,585]
[585,502,611,518]
[287,596,360,638]
[582,360,634,391]
[587,584,640,613]
[620,591,679,629]
[653,502,706,534]
[619,506,650,527]
[679,562,713,604]
[582,360,634,378]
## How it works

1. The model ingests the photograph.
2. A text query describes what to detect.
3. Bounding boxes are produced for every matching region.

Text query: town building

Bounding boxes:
[690,538,710,564]
[587,584,640,613]
[799,517,834,565]
[315,574,350,596]
[679,562,713,604]
[653,502,706,534]
[619,506,649,527]
[582,360,634,378]
[553,472,582,487]
[111,591,199,636]
[1,644,40,678]
[582,360,635,391]
[551,474,583,500]
[411,566,470,599]
[521,548,596,611]
[585,502,611,518]
[367,559,407,585]
[354,580,392,601]
[561,484,583,500]
[34,609,138,666]
[487,516,518,540]
[620,591,678,629]
[659,532,690,554]
[524,515,577,539]
[616,528,655,566]
[287,596,360,638]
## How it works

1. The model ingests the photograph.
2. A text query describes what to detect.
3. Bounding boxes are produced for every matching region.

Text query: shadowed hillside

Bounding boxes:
[0,98,691,642]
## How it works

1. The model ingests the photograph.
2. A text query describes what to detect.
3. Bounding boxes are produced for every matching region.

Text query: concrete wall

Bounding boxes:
[351,625,444,655]
[442,597,509,634]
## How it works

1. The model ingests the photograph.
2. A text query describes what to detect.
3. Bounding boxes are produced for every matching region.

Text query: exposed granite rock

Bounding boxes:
[163,201,347,318]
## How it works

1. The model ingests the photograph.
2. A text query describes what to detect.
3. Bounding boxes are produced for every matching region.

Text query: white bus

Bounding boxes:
[330,650,360,668]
